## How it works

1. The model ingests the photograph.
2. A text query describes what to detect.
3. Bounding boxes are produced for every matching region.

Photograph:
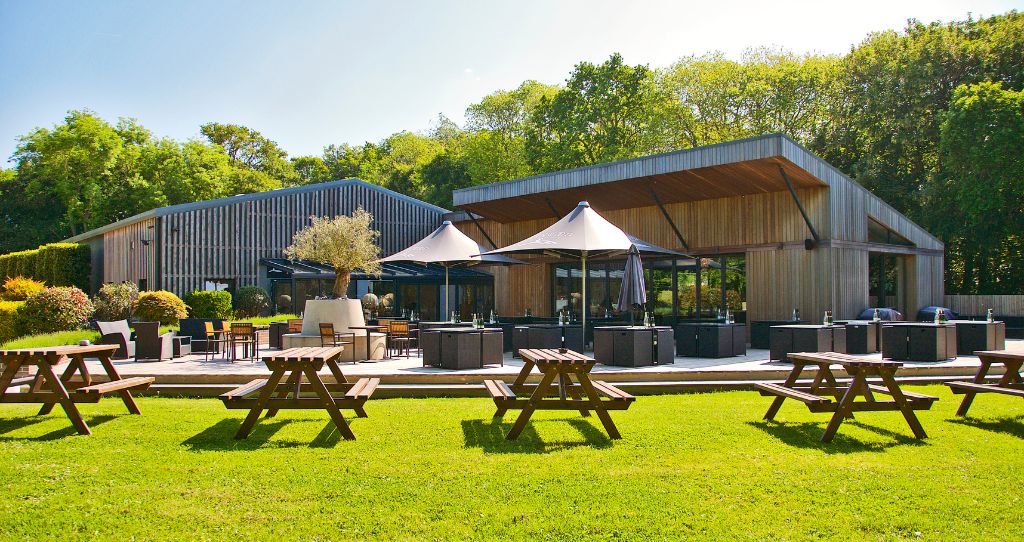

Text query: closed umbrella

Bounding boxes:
[481,201,686,344]
[380,221,523,318]
[617,246,646,324]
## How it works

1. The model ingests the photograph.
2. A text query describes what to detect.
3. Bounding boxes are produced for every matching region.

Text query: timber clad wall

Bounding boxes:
[79,180,445,296]
[453,134,945,321]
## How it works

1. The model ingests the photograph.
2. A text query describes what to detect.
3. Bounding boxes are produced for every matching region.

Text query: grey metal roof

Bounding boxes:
[65,178,450,243]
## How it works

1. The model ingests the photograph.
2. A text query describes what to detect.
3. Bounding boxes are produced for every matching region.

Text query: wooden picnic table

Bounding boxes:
[483,348,635,440]
[755,351,937,442]
[0,344,154,435]
[219,346,379,441]
[946,350,1024,416]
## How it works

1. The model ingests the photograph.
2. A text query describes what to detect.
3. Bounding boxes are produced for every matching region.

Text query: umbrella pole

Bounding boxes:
[445,266,450,320]
[581,254,587,351]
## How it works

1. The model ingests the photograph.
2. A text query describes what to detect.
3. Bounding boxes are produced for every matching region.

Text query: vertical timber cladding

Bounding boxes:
[102,217,157,288]
[155,180,445,296]
[458,187,833,318]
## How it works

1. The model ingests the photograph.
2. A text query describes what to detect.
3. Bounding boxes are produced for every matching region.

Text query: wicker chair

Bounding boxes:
[133,321,173,362]
[388,320,415,358]
[229,322,258,362]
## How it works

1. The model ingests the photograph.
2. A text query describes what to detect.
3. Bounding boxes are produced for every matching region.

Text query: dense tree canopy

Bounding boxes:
[2,10,1022,293]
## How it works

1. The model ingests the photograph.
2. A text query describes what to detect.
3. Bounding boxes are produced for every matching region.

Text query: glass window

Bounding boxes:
[419,284,438,321]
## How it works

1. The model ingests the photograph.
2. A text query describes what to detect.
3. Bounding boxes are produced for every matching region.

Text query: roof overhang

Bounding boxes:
[452,134,827,223]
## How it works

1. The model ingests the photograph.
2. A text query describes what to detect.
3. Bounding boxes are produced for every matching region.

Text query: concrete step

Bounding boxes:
[138,374,986,399]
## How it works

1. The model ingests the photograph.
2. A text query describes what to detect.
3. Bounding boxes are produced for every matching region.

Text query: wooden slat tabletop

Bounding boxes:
[519,348,594,364]
[0,344,120,357]
[262,346,345,363]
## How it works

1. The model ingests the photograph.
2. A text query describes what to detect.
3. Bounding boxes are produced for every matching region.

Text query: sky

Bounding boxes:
[1,0,1020,163]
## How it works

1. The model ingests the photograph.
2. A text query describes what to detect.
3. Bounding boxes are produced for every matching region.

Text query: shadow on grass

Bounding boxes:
[462,417,612,454]
[948,415,1024,438]
[747,420,927,453]
[181,417,352,450]
[0,414,117,441]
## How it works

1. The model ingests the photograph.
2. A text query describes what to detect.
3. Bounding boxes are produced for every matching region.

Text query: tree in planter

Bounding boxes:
[284,208,382,297]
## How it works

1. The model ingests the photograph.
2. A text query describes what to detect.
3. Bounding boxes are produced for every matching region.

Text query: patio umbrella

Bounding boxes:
[379,220,523,318]
[480,201,686,340]
[616,246,646,324]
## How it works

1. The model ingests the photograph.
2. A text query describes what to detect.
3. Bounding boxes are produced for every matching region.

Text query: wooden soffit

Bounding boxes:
[457,156,827,223]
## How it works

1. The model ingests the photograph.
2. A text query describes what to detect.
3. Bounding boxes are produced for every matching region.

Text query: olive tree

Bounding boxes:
[284,208,382,297]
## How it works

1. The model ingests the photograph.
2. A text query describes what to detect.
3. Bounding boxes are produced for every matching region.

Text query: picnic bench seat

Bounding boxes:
[757,351,937,442]
[946,350,1024,416]
[488,349,636,440]
[947,381,1024,397]
[756,382,833,406]
[75,376,154,397]
[219,346,377,440]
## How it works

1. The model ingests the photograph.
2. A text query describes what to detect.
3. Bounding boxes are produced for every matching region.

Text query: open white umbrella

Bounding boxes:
[380,220,522,319]
[480,201,686,342]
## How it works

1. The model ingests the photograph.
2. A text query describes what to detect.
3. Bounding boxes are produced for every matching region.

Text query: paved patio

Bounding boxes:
[79,339,1024,385]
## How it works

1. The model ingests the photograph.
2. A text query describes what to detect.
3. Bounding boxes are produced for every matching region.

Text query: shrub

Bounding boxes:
[2,276,46,301]
[0,300,25,343]
[93,282,140,321]
[234,286,270,318]
[18,287,94,335]
[0,243,90,291]
[134,290,188,325]
[185,290,233,319]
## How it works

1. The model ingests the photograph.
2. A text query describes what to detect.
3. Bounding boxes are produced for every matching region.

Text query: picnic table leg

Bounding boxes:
[265,370,301,419]
[821,369,866,443]
[575,372,621,439]
[511,358,536,389]
[302,366,356,441]
[877,368,928,439]
[563,373,590,417]
[506,368,559,440]
[0,357,21,399]
[764,362,805,421]
[37,359,91,436]
[38,355,78,416]
[955,360,992,417]
[96,352,142,415]
[235,369,287,439]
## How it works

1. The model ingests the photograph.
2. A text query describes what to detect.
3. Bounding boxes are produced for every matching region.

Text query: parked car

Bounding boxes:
[916,306,959,322]
[856,307,905,321]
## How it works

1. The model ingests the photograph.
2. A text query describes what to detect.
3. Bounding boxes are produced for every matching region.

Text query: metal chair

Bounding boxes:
[319,323,356,363]
[287,319,303,333]
[202,321,228,362]
[388,320,414,358]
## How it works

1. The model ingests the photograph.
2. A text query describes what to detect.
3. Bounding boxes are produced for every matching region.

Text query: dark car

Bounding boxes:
[916,306,959,322]
[856,307,905,321]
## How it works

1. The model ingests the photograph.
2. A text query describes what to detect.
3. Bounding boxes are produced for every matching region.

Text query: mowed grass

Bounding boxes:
[0,386,1022,540]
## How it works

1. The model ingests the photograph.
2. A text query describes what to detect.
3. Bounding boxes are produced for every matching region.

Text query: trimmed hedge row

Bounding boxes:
[186,290,233,319]
[0,243,90,291]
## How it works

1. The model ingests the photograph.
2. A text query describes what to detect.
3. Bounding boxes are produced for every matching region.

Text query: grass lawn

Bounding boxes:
[0,386,1022,540]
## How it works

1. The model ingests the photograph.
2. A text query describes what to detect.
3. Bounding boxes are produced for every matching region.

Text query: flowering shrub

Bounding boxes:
[2,276,46,301]
[19,287,94,334]
[93,282,140,321]
[234,286,270,318]
[135,290,188,325]
[0,300,25,342]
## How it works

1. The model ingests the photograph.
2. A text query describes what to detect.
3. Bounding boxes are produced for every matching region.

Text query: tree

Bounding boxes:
[464,80,556,183]
[284,208,382,297]
[13,110,125,235]
[199,122,296,183]
[291,155,331,185]
[935,81,1024,293]
[526,53,669,172]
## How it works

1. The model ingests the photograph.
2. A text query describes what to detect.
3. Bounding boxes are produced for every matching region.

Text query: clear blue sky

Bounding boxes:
[1,0,1019,163]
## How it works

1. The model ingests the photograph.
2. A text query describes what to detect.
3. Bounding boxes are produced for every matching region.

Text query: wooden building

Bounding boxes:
[66,179,450,310]
[449,134,944,321]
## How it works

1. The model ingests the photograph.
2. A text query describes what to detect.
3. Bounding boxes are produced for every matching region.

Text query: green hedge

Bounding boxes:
[186,290,233,319]
[0,243,90,291]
